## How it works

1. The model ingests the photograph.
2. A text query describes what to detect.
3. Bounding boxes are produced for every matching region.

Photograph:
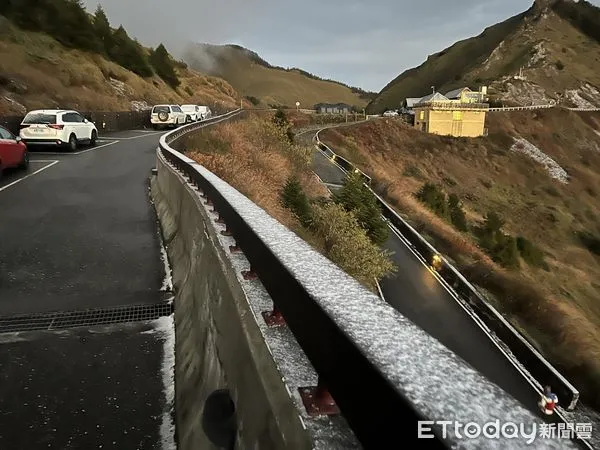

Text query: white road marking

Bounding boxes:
[29,140,118,156]
[0,160,59,192]
[71,140,118,155]
[98,131,164,140]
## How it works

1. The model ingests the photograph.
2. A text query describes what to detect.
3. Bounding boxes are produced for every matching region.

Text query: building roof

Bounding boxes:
[314,103,352,108]
[444,87,472,99]
[404,98,422,108]
[417,92,449,104]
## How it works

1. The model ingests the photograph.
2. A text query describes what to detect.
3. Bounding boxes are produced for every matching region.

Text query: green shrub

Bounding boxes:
[334,172,389,245]
[493,234,520,269]
[416,183,449,219]
[555,60,565,70]
[245,95,260,106]
[311,203,396,288]
[448,194,468,232]
[577,231,600,256]
[516,236,546,267]
[280,177,313,228]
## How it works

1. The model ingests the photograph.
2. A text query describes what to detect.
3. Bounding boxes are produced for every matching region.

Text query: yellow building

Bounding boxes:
[412,87,489,138]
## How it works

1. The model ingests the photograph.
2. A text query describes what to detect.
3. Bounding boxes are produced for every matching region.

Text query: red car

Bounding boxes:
[0,124,29,179]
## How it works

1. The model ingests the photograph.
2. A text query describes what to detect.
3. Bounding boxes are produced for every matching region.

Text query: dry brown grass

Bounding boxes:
[0,22,242,114]
[184,113,328,230]
[321,110,600,407]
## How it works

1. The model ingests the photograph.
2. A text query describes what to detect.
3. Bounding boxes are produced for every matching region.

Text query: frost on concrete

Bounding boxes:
[144,315,176,450]
[159,240,173,292]
[510,138,569,184]
[174,155,576,449]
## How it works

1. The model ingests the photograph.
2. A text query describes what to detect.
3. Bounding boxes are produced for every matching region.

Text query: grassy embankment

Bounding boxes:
[320,109,600,408]
[178,111,395,290]
[0,15,242,115]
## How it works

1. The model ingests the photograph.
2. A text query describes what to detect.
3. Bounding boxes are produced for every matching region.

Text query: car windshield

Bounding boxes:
[152,106,170,113]
[22,113,57,124]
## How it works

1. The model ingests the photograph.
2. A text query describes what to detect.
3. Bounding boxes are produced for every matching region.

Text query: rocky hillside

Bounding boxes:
[367,0,600,113]
[0,11,241,115]
[183,43,374,109]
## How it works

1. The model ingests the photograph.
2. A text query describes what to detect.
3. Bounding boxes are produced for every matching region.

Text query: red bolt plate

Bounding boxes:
[261,310,286,327]
[241,270,257,280]
[229,245,241,253]
[221,229,232,236]
[299,387,340,417]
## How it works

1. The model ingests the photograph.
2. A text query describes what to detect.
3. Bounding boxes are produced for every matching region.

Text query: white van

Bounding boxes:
[197,106,212,120]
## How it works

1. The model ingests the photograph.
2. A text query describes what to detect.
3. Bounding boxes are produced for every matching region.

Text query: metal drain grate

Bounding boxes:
[0,302,174,333]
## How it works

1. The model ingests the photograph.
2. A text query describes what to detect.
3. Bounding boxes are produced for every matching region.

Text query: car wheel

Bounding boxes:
[19,150,29,170]
[68,134,77,152]
[90,130,97,147]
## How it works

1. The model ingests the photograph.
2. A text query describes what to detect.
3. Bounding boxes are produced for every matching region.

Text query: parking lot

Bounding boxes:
[0,128,176,449]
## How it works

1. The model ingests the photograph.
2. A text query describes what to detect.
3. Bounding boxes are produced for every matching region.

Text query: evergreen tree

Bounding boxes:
[334,172,389,245]
[110,26,153,77]
[280,177,313,227]
[93,5,113,55]
[149,43,180,88]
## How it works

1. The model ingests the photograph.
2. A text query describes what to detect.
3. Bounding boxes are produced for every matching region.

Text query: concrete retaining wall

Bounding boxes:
[151,155,316,450]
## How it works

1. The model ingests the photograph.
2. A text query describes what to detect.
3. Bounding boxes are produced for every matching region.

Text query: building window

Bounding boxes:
[453,111,463,120]
[419,111,425,120]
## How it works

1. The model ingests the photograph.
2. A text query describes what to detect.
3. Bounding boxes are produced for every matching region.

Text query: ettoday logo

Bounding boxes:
[418,420,592,444]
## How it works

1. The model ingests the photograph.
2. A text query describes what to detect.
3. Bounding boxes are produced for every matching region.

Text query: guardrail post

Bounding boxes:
[261,304,286,327]
[241,268,257,280]
[299,378,340,416]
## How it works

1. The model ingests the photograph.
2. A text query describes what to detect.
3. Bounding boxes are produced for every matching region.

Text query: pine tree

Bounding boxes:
[280,177,313,227]
[110,26,153,77]
[149,44,180,88]
[93,5,113,55]
[334,172,389,245]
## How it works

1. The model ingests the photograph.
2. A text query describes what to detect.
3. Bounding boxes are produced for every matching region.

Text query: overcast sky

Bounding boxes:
[82,0,600,92]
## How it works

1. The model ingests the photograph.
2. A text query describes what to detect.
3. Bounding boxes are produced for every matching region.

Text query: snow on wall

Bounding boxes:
[510,138,569,184]
[158,141,577,449]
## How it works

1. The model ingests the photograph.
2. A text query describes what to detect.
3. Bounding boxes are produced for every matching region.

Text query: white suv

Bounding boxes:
[151,105,187,129]
[197,106,212,120]
[181,105,201,122]
[20,110,98,151]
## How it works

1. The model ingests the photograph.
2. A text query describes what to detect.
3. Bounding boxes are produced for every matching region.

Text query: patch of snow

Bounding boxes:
[109,77,126,97]
[3,96,26,114]
[131,100,150,112]
[159,242,173,292]
[160,149,576,449]
[565,89,596,109]
[149,315,176,450]
[500,81,553,106]
[528,42,547,66]
[510,138,569,184]
[481,40,505,72]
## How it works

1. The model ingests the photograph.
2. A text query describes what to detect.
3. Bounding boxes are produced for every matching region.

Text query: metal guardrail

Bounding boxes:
[314,130,580,411]
[414,102,489,110]
[156,111,583,449]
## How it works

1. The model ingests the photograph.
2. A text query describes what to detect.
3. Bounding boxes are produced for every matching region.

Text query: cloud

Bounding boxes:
[82,0,600,92]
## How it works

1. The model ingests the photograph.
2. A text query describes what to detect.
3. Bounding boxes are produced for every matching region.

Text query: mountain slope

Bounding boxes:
[0,16,241,115]
[320,109,600,408]
[367,0,600,113]
[183,43,373,109]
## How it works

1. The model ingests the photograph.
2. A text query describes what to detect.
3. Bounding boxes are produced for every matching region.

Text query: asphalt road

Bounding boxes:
[0,131,165,315]
[0,130,173,449]
[310,144,542,413]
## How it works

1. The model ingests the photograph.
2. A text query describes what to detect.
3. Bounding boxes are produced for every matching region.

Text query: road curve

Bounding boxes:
[309,138,543,414]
